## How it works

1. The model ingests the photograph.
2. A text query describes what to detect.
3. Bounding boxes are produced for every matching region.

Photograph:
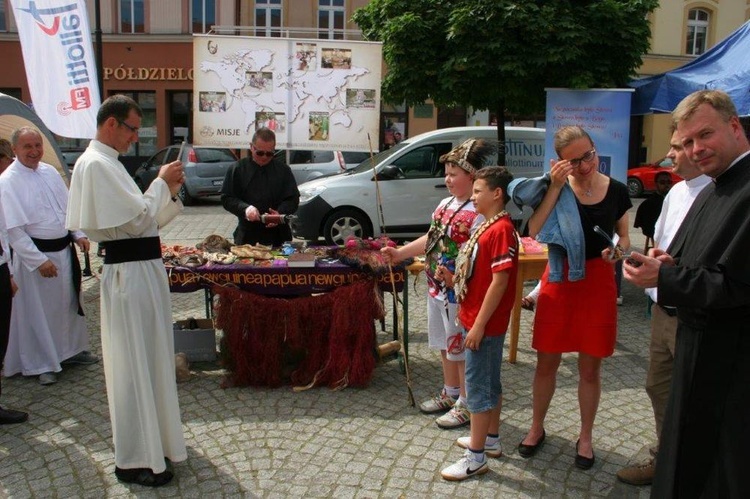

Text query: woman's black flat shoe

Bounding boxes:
[518,429,546,458]
[574,440,595,470]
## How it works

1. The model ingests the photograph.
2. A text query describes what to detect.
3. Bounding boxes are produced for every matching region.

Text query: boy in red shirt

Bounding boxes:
[440,166,519,481]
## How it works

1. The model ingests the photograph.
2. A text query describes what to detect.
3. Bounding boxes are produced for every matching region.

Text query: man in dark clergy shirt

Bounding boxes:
[633,171,672,242]
[624,90,750,498]
[221,127,299,246]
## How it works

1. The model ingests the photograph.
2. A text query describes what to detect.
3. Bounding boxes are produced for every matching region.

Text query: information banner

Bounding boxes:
[544,89,633,183]
[193,35,382,151]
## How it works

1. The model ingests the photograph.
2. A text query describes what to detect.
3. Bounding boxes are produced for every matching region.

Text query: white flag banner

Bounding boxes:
[10,0,100,138]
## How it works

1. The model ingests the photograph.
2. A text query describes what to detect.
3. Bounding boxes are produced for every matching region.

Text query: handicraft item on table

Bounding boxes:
[331,236,396,273]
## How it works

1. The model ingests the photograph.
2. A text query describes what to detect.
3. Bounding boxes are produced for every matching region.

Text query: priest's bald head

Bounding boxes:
[10,126,43,170]
[672,90,750,178]
[96,95,143,155]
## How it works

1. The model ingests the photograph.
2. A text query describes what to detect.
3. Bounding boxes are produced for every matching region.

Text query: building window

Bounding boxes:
[0,1,7,32]
[116,91,157,158]
[255,0,282,37]
[686,8,709,55]
[1,88,23,101]
[120,0,145,34]
[318,0,345,40]
[192,0,216,34]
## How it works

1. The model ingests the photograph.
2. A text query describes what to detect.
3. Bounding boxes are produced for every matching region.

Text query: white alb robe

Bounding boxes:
[66,140,187,472]
[0,160,88,376]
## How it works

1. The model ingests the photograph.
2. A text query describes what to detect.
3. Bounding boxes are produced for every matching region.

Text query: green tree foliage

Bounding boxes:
[353,0,658,160]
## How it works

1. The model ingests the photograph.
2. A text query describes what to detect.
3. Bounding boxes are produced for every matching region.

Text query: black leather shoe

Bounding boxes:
[115,467,174,487]
[518,429,546,458]
[575,439,596,470]
[0,407,29,424]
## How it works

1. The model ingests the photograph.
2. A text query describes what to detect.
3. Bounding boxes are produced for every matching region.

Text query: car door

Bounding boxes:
[378,143,452,235]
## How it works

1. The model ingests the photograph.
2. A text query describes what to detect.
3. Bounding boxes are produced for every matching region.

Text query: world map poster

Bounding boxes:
[193,35,383,151]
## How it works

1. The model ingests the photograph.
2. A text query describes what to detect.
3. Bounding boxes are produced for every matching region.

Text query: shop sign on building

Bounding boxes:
[193,35,382,151]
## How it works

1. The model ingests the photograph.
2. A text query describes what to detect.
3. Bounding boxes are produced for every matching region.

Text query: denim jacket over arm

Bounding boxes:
[508,174,586,282]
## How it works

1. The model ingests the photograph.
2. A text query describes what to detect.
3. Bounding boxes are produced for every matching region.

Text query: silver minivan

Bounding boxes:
[293,126,545,244]
[277,149,372,185]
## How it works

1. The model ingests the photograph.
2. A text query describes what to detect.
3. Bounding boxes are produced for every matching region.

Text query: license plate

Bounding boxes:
[212,180,223,186]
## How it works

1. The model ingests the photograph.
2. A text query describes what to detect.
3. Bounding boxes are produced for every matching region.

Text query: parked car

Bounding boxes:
[293,126,546,245]
[133,144,237,205]
[276,149,372,185]
[60,148,85,170]
[627,157,682,197]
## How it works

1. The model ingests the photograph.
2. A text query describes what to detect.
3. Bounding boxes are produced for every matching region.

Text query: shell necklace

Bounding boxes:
[453,210,509,303]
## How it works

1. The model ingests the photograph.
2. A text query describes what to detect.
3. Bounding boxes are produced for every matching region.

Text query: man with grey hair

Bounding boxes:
[624,90,750,497]
[0,126,96,386]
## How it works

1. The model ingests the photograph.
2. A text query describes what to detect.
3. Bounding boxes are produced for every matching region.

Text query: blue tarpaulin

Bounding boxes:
[630,20,750,116]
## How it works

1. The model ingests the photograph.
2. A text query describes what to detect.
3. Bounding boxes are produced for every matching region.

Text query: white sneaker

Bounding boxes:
[419,389,456,414]
[456,436,503,458]
[616,295,624,306]
[440,450,489,481]
[436,400,471,429]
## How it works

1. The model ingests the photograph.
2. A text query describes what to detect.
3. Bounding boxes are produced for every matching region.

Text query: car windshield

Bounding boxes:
[341,151,370,166]
[349,143,409,173]
[193,148,236,163]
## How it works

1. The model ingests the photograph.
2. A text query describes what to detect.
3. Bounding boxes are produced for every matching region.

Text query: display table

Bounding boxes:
[508,252,548,364]
[166,260,408,388]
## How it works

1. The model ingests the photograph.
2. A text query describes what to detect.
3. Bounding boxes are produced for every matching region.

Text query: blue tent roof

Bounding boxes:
[630,20,750,116]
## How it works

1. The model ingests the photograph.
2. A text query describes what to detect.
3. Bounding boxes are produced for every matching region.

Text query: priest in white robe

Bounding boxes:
[67,95,187,488]
[0,127,94,386]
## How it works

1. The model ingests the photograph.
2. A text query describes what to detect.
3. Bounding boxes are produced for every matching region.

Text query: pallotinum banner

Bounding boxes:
[11,0,100,139]
[544,89,634,184]
[193,34,382,151]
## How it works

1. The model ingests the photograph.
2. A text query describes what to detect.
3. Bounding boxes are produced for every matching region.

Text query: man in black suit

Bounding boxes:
[0,202,29,424]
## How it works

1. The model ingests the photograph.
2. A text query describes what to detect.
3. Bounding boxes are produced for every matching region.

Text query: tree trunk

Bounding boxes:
[495,99,506,166]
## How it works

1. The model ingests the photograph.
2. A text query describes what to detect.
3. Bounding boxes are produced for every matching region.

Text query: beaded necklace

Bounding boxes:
[424,197,471,255]
[453,210,509,303]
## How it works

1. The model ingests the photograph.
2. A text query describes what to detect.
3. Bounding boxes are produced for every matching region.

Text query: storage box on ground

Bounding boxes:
[173,319,217,362]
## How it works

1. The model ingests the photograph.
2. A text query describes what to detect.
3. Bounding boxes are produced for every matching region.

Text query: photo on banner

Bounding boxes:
[544,89,633,184]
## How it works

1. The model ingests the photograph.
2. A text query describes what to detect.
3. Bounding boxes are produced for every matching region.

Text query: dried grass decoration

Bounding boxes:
[214,279,384,389]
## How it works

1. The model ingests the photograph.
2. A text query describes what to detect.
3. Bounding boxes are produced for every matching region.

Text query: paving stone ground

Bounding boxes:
[0,198,655,498]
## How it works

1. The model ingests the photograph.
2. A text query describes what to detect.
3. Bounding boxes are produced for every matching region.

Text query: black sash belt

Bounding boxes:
[659,304,678,317]
[31,234,84,317]
[101,237,161,264]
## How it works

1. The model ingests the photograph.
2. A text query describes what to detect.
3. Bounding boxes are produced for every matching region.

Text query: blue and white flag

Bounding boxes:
[11,0,100,138]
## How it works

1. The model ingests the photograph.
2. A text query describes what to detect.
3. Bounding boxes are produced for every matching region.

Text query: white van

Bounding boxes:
[293,126,545,244]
